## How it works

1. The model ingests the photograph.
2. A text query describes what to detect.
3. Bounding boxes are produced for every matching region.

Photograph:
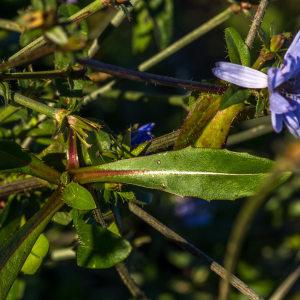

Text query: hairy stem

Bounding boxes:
[79,59,226,94]
[245,0,269,48]
[0,177,48,198]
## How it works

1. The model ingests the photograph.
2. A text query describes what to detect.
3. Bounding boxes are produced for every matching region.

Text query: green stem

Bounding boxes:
[138,7,235,72]
[0,89,58,119]
[0,69,84,81]
[0,18,24,32]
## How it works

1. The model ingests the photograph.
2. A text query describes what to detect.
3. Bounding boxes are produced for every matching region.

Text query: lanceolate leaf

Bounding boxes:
[225,27,251,66]
[0,189,63,300]
[72,147,279,201]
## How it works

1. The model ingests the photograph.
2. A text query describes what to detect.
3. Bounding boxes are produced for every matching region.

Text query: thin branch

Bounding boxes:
[0,69,85,81]
[115,263,148,300]
[218,167,284,300]
[226,124,273,146]
[128,202,261,300]
[79,58,226,94]
[245,0,269,48]
[269,265,300,300]
[0,177,48,198]
[138,6,238,71]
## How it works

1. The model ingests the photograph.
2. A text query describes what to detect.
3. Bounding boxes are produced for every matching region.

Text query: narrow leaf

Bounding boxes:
[72,148,280,201]
[0,189,63,300]
[225,27,251,66]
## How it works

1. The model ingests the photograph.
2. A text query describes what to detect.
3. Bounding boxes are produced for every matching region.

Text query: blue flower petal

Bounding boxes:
[284,111,300,130]
[269,91,297,114]
[131,123,155,146]
[282,31,300,79]
[271,112,284,133]
[137,123,155,132]
[212,62,268,88]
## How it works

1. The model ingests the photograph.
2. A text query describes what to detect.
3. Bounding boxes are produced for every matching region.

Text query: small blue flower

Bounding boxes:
[212,31,300,137]
[131,123,155,146]
[174,198,214,228]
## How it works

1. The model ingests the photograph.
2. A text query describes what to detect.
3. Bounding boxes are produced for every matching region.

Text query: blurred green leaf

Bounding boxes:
[76,222,132,269]
[52,211,72,225]
[225,27,251,66]
[62,182,96,210]
[21,234,49,275]
[0,140,31,170]
[73,147,280,201]
[6,279,26,300]
[132,0,173,53]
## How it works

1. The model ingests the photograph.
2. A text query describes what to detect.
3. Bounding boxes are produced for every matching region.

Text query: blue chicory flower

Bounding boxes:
[130,123,155,146]
[212,31,300,137]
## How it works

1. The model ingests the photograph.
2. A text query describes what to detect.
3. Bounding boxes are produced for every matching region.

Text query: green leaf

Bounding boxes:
[0,189,63,300]
[0,82,11,106]
[73,148,281,201]
[62,182,96,210]
[225,27,251,66]
[132,0,174,53]
[6,279,26,300]
[76,222,132,269]
[174,94,220,150]
[21,234,49,275]
[52,211,72,225]
[0,140,31,170]
[220,87,251,110]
